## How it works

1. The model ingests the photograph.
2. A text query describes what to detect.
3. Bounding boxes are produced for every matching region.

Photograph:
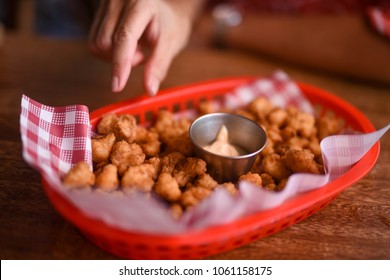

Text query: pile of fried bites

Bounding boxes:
[63,97,342,218]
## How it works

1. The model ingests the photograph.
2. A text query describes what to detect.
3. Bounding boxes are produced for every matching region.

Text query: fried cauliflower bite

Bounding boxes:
[160,152,186,174]
[306,136,321,159]
[145,157,162,180]
[198,100,217,115]
[110,141,145,176]
[247,97,274,121]
[260,138,275,156]
[280,126,297,141]
[92,132,116,163]
[238,172,262,187]
[173,157,207,187]
[261,153,291,181]
[267,108,288,128]
[154,173,181,202]
[163,132,194,156]
[286,109,316,138]
[287,136,310,151]
[260,173,275,186]
[317,114,342,140]
[284,149,321,174]
[96,113,138,142]
[63,162,95,189]
[121,163,155,192]
[193,173,218,190]
[277,178,289,191]
[114,114,138,142]
[220,182,237,195]
[134,126,161,157]
[95,164,119,192]
[180,186,212,208]
[266,125,283,144]
[169,203,184,219]
[97,113,117,135]
[153,110,191,143]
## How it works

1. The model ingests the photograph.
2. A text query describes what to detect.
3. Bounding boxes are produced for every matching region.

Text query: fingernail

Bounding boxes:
[112,76,120,92]
[148,77,160,97]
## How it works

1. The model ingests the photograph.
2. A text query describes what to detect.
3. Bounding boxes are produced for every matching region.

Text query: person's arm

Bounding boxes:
[195,12,390,85]
[89,0,206,95]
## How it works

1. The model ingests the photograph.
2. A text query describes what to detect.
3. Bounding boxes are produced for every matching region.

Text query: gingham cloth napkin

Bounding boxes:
[20,71,390,234]
[20,97,92,177]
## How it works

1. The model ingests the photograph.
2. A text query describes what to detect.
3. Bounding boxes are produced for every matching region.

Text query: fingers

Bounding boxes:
[132,47,145,66]
[90,0,156,93]
[111,1,158,92]
[144,40,173,96]
[89,0,186,95]
[89,0,124,57]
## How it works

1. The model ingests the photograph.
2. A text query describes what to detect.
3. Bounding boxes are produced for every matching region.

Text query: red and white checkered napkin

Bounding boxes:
[20,95,92,194]
[20,72,390,234]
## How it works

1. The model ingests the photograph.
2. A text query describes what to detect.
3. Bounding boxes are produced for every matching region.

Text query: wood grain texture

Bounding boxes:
[0,15,389,260]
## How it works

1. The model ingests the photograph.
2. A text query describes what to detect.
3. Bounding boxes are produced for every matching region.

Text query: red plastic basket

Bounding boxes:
[42,77,380,259]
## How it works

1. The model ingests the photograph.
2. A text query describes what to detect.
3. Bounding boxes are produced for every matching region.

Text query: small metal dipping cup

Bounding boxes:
[189,113,267,183]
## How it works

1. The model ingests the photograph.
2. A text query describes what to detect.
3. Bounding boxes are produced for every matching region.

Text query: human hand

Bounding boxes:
[89,0,198,96]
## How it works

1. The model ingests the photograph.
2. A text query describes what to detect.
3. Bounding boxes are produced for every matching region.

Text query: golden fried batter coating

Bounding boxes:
[115,114,137,142]
[280,126,297,140]
[286,136,310,151]
[286,110,316,138]
[306,137,321,158]
[160,152,186,174]
[267,125,283,143]
[180,186,212,208]
[92,132,116,163]
[121,164,155,192]
[238,172,262,187]
[95,164,119,192]
[267,108,288,127]
[261,153,291,181]
[154,173,181,202]
[169,203,184,219]
[284,149,321,174]
[220,182,237,195]
[260,173,275,186]
[193,173,218,190]
[110,141,145,176]
[153,110,192,145]
[63,162,95,189]
[173,157,207,187]
[96,113,138,142]
[260,138,275,156]
[198,100,217,115]
[317,114,343,140]
[277,178,289,191]
[145,157,162,180]
[97,113,117,135]
[247,97,273,121]
[135,126,161,157]
[163,132,194,156]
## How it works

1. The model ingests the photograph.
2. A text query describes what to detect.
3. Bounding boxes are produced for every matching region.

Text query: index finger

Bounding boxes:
[111,1,157,92]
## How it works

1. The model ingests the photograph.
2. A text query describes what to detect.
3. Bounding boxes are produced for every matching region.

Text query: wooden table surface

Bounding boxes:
[1,24,389,260]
